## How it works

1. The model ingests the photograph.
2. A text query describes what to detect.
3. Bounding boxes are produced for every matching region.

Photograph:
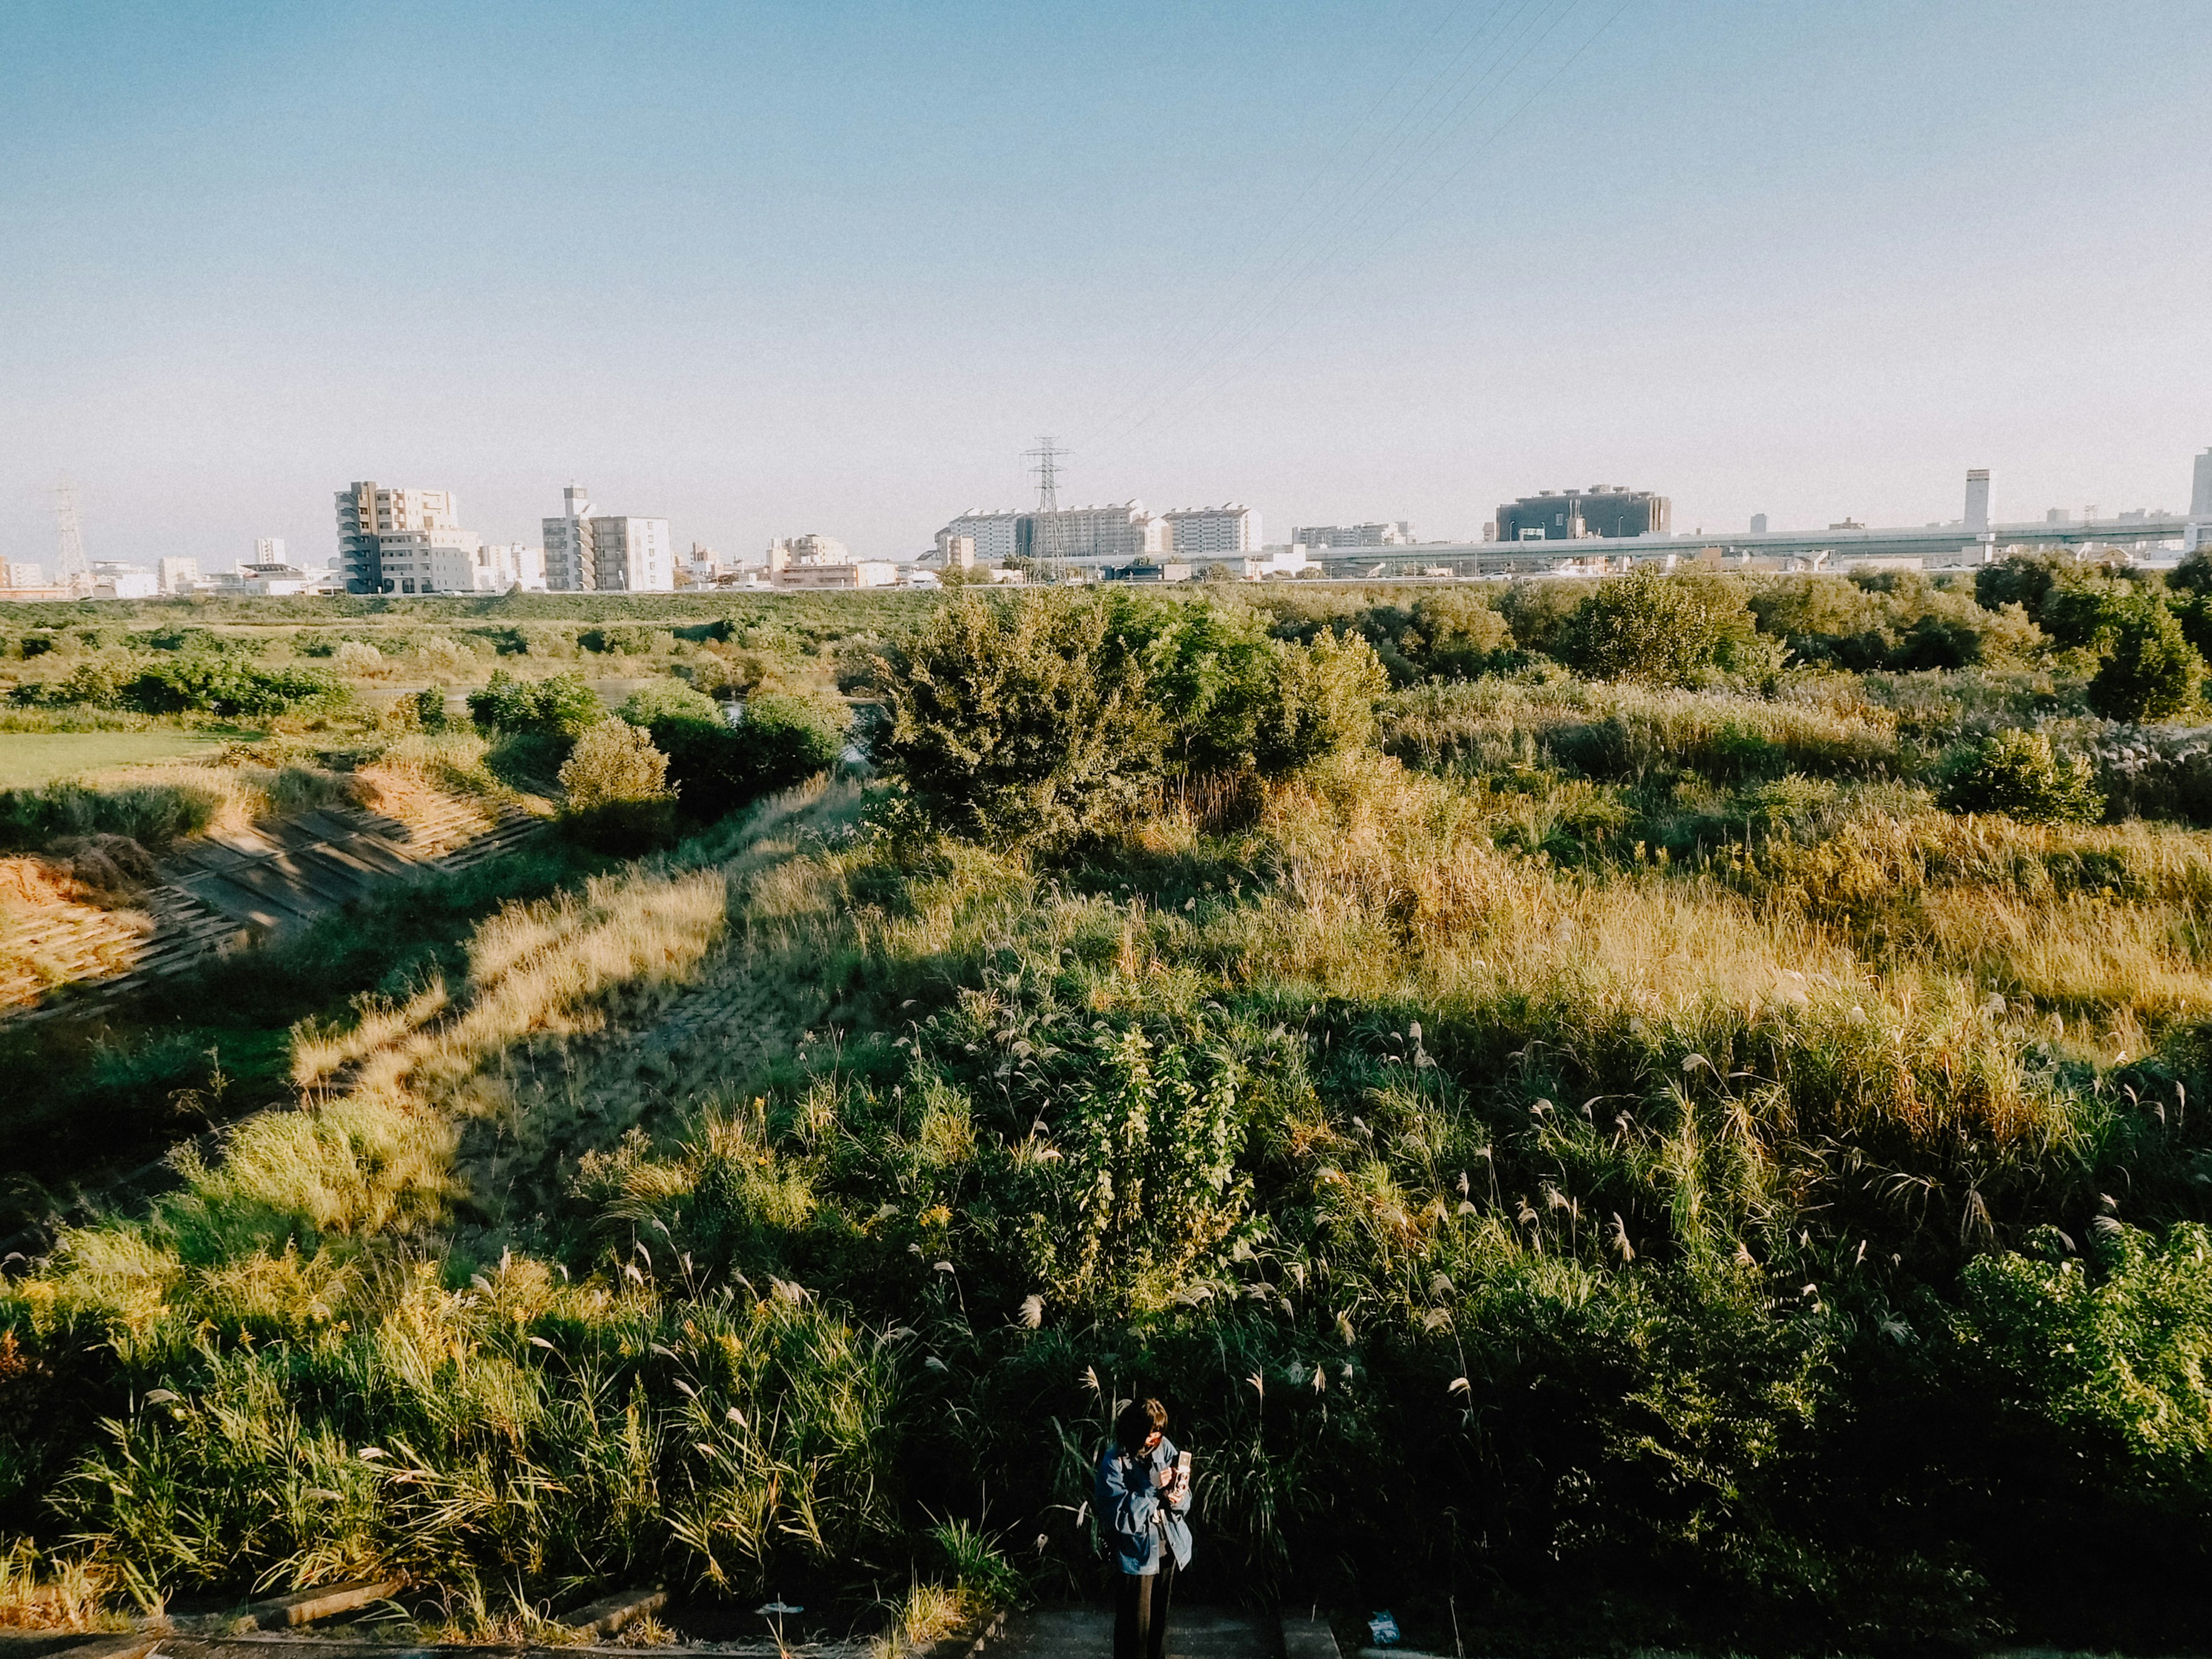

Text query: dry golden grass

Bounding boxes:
[0,1546,128,1632]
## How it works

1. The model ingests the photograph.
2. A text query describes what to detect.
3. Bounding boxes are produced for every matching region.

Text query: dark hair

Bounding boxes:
[1115,1397,1168,1453]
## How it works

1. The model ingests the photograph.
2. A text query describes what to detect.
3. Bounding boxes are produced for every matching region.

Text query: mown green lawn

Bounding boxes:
[0,729,247,787]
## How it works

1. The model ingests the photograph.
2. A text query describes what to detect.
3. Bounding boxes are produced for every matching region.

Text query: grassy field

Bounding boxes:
[9,567,2212,1652]
[0,731,247,788]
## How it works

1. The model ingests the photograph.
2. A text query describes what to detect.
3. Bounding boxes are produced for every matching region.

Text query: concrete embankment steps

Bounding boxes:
[3,798,550,1025]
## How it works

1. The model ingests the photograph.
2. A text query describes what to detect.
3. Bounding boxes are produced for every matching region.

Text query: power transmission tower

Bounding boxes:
[1023,436,1067,584]
[53,475,91,593]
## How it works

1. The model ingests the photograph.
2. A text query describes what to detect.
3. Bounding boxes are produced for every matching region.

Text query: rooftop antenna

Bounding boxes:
[53,475,91,593]
[1024,435,1067,583]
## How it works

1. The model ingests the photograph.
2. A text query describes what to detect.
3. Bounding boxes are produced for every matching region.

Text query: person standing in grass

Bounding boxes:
[1099,1397,1192,1659]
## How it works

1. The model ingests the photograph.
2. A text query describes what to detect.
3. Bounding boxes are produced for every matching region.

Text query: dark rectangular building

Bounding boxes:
[1495,486,1670,541]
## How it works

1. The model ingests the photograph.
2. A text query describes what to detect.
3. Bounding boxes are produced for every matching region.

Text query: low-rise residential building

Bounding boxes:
[238,561,312,596]
[771,559,899,590]
[91,562,159,599]
[1292,521,1413,548]
[374,528,484,593]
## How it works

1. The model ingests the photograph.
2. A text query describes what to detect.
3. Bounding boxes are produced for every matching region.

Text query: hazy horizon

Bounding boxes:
[3,0,2208,571]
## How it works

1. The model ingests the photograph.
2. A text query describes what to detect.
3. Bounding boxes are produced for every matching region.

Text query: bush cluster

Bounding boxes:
[465,669,604,737]
[11,657,347,717]
[1936,728,2105,823]
[872,591,1387,847]
[620,683,847,821]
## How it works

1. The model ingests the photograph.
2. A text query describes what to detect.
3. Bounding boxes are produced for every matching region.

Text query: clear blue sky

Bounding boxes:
[2,0,2207,568]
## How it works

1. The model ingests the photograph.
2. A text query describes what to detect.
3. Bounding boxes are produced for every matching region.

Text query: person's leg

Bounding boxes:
[1145,1559,1174,1659]
[1113,1571,1142,1659]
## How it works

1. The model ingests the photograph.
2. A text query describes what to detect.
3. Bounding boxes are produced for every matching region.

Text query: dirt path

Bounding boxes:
[452,778,864,1230]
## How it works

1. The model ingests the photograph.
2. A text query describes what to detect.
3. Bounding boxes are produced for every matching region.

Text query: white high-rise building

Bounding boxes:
[254,537,287,563]
[936,510,1023,565]
[157,556,200,594]
[2192,449,2212,520]
[1025,502,1165,563]
[335,483,465,592]
[543,484,594,590]
[1965,469,1992,532]
[590,517,674,592]
[542,485,672,591]
[1163,505,1261,556]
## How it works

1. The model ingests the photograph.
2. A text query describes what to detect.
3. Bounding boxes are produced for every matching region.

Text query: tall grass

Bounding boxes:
[9,632,2212,1649]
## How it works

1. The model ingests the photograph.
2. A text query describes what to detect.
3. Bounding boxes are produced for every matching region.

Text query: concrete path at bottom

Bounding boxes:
[993,1604,1277,1659]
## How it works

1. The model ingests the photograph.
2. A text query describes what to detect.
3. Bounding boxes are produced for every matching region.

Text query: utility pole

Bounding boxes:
[1023,436,1067,584]
[53,475,92,594]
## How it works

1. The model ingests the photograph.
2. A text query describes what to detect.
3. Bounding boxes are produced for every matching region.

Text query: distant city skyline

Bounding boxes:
[3,1,2209,567]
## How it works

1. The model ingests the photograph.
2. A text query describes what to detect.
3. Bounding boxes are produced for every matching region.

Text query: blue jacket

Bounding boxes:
[1097,1437,1192,1575]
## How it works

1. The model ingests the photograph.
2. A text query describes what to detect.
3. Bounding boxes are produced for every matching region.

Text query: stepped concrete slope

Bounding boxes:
[1,797,548,1023]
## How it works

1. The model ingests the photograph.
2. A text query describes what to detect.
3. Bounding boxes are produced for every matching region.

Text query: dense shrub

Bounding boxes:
[874,592,1162,848]
[467,669,604,737]
[1975,550,2067,615]
[2087,597,2204,722]
[874,593,1385,848]
[1495,578,1588,658]
[1937,729,2105,823]
[1256,591,1515,684]
[627,686,847,820]
[558,719,678,851]
[2037,577,2133,654]
[1749,573,2042,672]
[581,624,671,656]
[118,660,347,717]
[1560,566,1756,685]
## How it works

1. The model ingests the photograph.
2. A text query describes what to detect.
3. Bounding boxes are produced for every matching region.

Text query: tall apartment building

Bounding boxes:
[1965,469,1993,533]
[1291,521,1412,548]
[1163,505,1261,556]
[2192,449,2212,520]
[1495,487,1670,542]
[935,510,1023,565]
[1018,502,1166,563]
[335,482,465,592]
[542,486,673,592]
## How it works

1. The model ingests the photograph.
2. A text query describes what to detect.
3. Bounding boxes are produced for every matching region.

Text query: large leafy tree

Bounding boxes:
[2089,596,2205,722]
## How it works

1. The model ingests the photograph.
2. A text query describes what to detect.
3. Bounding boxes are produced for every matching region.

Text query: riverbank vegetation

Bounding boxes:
[7,563,2212,1651]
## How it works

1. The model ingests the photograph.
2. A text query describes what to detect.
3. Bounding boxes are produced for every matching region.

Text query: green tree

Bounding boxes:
[1403,592,1514,679]
[873,592,1164,849]
[467,670,604,737]
[1561,566,1755,686]
[2088,597,2205,721]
